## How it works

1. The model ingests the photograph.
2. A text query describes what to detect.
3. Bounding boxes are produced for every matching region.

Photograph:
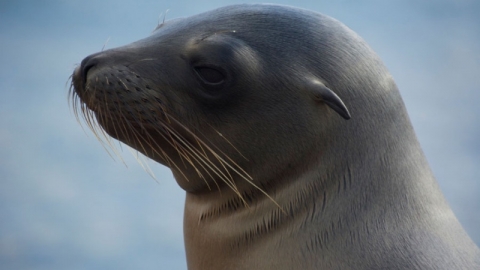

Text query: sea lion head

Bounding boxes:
[71,4,400,203]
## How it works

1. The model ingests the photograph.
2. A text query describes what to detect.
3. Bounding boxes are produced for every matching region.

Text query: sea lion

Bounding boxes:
[70,4,480,270]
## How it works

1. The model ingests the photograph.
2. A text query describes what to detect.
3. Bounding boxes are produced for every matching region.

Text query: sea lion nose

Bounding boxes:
[79,52,103,83]
[72,52,104,97]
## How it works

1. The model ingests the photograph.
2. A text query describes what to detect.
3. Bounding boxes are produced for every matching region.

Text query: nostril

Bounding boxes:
[80,55,100,82]
[72,51,105,97]
[83,63,96,76]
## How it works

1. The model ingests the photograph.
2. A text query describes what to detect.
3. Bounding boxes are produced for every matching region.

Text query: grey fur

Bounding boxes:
[71,4,480,270]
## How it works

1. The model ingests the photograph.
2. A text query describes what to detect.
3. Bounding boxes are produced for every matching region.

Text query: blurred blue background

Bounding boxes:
[1,0,479,269]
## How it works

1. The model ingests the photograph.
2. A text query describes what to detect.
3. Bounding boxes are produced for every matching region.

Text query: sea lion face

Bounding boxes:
[71,5,350,194]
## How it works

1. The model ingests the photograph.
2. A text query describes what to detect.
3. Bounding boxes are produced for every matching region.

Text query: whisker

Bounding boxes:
[206,123,249,161]
[68,68,281,211]
[161,122,244,200]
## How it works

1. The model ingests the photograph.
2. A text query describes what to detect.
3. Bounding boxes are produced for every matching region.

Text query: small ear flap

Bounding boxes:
[308,79,351,120]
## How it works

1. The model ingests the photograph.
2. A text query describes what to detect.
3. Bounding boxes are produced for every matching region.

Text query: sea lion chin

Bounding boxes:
[70,4,480,270]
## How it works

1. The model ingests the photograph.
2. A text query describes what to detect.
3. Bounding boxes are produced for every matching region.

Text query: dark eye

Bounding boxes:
[194,66,225,85]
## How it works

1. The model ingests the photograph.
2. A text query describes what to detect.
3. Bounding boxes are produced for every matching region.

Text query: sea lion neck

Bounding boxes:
[180,112,447,269]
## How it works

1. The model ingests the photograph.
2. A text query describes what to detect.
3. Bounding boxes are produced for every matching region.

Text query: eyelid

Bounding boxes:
[194,66,226,85]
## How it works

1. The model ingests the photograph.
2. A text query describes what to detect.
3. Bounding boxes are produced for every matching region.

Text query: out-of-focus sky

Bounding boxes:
[0,0,478,269]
